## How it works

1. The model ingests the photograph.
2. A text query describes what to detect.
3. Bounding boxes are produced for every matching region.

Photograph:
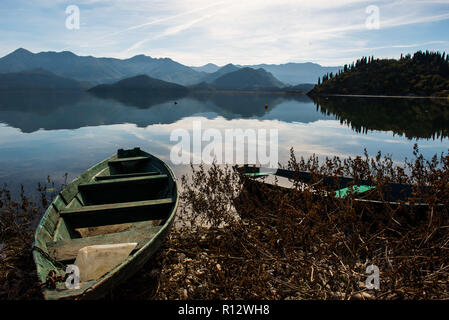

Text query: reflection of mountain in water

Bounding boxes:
[0,90,84,114]
[313,96,449,140]
[0,90,330,133]
[88,90,188,109]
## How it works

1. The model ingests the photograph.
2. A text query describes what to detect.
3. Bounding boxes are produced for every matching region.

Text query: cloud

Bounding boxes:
[1,0,449,65]
[118,1,225,34]
[123,13,216,54]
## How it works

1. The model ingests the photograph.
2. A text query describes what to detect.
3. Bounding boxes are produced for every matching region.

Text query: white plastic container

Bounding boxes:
[74,243,137,282]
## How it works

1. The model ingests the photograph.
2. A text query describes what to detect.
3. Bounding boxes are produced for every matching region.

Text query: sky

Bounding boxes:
[0,0,449,66]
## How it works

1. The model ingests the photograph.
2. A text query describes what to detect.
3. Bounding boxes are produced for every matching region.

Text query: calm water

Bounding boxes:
[0,90,448,193]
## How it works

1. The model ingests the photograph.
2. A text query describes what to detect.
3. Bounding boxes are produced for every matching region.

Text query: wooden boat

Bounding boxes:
[32,147,178,300]
[237,165,430,207]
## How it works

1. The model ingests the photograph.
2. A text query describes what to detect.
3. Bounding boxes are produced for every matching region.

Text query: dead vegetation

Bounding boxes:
[0,178,62,299]
[1,146,448,300]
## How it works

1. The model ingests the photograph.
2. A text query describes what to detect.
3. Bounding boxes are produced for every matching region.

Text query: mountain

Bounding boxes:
[242,62,342,85]
[208,67,285,91]
[0,48,343,87]
[89,74,188,92]
[309,51,449,97]
[202,64,240,83]
[190,63,221,73]
[0,68,85,90]
[124,55,204,86]
[88,75,189,107]
[0,48,204,86]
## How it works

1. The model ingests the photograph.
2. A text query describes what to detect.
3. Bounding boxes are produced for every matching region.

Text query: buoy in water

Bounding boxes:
[264,104,268,109]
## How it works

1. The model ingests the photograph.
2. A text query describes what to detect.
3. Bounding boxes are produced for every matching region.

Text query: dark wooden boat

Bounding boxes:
[237,165,430,207]
[32,148,178,300]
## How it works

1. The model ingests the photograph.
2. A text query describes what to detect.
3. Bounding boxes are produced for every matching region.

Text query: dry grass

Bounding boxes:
[0,178,63,299]
[1,147,448,300]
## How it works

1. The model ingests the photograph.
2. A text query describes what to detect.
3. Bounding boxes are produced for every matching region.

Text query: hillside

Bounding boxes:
[0,68,85,90]
[209,67,285,91]
[89,74,188,93]
[88,75,189,108]
[0,48,204,86]
[309,51,449,97]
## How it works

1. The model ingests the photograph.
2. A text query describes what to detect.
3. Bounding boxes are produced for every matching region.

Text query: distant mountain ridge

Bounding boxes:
[206,67,285,91]
[0,48,204,86]
[190,63,221,73]
[241,62,342,85]
[202,64,240,83]
[0,48,342,87]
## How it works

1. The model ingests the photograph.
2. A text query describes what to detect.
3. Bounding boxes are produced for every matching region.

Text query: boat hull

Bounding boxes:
[33,148,178,300]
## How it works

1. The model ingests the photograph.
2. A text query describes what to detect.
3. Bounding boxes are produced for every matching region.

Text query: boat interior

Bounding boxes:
[34,148,177,272]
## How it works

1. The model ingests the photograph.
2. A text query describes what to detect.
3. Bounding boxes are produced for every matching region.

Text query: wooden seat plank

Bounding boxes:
[60,198,174,228]
[108,156,150,165]
[61,198,172,215]
[47,225,162,261]
[79,174,167,189]
[95,171,160,181]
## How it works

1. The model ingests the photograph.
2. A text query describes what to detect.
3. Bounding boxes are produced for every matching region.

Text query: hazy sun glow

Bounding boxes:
[1,0,449,66]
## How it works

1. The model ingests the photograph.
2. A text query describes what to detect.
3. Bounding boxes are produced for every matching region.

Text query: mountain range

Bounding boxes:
[0,68,87,90]
[0,48,203,86]
[0,48,341,87]
[90,67,287,94]
[206,67,285,91]
[241,63,342,85]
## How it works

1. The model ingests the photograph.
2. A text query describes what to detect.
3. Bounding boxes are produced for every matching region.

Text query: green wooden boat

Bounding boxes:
[32,148,178,300]
[237,165,431,207]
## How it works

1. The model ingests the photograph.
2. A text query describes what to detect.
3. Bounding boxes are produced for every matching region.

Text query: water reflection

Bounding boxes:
[0,90,448,193]
[89,89,188,109]
[313,96,449,140]
[0,91,330,133]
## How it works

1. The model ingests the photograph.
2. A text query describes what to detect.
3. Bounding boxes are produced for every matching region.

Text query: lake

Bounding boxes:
[0,90,448,194]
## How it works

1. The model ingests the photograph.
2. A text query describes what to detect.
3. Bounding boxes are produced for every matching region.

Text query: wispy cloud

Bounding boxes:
[1,0,449,65]
[123,13,217,54]
[116,1,225,35]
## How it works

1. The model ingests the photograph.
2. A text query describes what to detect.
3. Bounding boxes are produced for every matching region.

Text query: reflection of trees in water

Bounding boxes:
[313,96,449,140]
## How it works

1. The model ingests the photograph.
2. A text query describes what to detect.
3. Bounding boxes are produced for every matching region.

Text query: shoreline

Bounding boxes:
[189,89,308,95]
[309,93,449,100]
